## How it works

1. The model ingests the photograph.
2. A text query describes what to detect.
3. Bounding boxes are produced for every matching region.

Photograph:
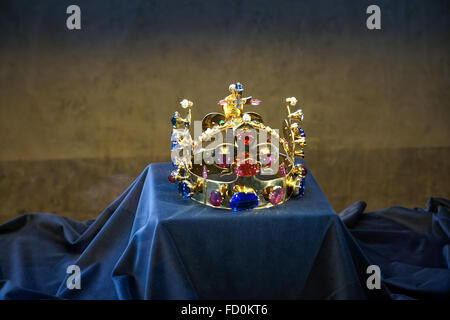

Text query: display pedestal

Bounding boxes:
[0,163,388,299]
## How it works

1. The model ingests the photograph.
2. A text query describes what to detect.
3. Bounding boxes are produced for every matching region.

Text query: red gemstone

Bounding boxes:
[234,163,260,176]
[238,131,254,146]
[168,173,176,183]
[235,151,260,176]
[301,165,308,177]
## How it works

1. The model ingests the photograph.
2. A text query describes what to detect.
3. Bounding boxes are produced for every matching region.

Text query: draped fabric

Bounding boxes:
[339,198,450,299]
[0,163,447,299]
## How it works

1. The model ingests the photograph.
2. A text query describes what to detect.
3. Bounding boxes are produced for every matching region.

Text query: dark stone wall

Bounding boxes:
[0,0,449,222]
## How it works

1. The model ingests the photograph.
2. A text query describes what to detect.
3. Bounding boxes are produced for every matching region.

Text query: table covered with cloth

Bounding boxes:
[0,162,447,299]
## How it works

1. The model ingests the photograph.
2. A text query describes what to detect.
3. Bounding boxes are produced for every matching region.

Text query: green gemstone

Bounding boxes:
[219,120,225,125]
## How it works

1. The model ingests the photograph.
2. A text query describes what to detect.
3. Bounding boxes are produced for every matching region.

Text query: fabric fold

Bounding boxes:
[339,197,450,299]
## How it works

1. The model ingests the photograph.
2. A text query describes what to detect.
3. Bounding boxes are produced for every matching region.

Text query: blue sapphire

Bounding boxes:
[293,188,305,199]
[178,181,192,198]
[171,113,178,127]
[229,192,259,212]
[171,141,177,151]
[295,178,306,198]
[300,177,306,187]
[298,127,306,138]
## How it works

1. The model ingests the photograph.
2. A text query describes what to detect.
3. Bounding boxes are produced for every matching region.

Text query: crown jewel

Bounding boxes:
[169,82,307,212]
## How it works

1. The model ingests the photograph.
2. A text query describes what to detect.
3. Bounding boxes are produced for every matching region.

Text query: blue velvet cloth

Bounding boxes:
[339,198,450,300]
[0,162,445,299]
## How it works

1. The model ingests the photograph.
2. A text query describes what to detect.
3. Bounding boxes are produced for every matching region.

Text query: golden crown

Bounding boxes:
[169,82,307,212]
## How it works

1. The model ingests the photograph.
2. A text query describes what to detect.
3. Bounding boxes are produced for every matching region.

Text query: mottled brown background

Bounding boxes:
[0,0,449,222]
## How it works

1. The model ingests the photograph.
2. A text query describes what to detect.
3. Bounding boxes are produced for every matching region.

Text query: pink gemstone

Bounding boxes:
[209,190,223,207]
[202,165,208,178]
[270,187,284,205]
[250,98,261,105]
[261,154,274,167]
[280,164,287,177]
